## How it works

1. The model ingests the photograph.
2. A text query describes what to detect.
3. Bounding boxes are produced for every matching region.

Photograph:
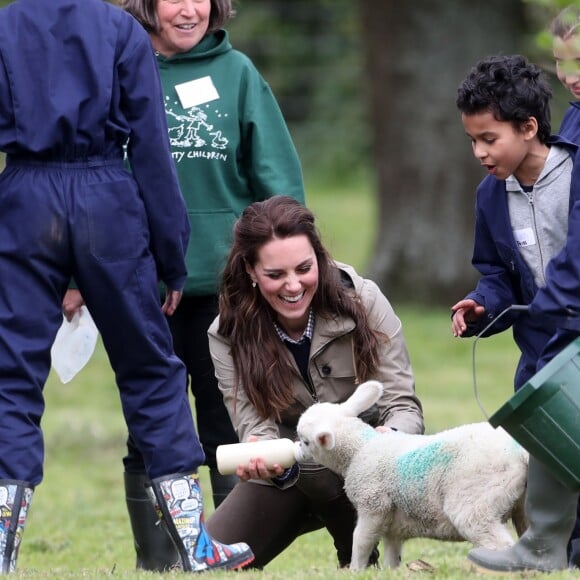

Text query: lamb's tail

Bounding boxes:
[511,489,528,537]
[510,446,529,537]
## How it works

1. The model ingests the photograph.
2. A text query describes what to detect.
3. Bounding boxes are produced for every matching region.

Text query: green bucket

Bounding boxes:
[489,337,580,491]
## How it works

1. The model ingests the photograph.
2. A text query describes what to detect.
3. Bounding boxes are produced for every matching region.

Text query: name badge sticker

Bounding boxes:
[513,227,536,248]
[175,76,220,109]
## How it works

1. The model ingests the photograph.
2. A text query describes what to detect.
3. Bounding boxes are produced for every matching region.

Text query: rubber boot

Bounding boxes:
[149,472,254,572]
[567,498,580,568]
[0,480,34,574]
[209,468,238,509]
[569,538,580,569]
[468,457,578,572]
[124,471,179,571]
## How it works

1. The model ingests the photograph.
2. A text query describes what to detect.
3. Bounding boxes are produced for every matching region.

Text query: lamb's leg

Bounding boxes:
[447,494,518,549]
[351,513,383,571]
[382,535,402,568]
[457,518,515,550]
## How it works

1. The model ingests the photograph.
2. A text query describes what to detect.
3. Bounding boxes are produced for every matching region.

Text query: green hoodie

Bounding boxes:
[156,30,306,296]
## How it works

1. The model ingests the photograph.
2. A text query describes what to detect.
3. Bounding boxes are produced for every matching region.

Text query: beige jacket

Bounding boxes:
[208,262,424,445]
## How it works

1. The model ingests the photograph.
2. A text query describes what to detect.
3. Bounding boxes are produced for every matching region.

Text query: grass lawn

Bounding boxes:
[11,178,580,578]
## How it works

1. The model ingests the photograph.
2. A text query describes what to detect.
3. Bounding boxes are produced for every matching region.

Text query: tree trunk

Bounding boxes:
[359,0,526,305]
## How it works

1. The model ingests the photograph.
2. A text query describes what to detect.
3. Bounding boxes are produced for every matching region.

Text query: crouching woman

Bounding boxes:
[205,196,424,568]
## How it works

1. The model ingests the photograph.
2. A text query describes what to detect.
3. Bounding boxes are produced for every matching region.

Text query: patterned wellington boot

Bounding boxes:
[0,480,34,574]
[149,472,254,572]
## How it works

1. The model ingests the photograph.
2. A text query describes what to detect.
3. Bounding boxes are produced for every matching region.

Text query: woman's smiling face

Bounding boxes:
[152,0,211,57]
[247,235,319,339]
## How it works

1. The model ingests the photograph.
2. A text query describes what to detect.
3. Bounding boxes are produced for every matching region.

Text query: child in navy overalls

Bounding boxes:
[0,0,253,573]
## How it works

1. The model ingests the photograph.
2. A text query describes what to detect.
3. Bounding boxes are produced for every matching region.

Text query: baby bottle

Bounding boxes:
[216,439,301,475]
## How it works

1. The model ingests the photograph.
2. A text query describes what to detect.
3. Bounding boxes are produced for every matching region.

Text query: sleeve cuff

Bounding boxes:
[270,462,300,489]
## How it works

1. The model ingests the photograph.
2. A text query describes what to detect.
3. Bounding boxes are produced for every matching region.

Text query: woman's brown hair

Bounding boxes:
[218,196,384,420]
[116,0,234,35]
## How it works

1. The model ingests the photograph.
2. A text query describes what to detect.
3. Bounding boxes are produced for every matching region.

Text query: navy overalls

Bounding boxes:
[461,136,579,390]
[0,0,205,485]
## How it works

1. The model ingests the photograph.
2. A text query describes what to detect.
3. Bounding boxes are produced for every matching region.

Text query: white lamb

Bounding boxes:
[295,380,529,570]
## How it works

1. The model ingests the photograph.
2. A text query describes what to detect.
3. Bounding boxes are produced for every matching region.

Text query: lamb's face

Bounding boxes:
[296,381,384,463]
[295,402,341,462]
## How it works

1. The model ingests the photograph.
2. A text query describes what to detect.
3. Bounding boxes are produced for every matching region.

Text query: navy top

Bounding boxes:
[559,102,580,146]
[461,136,579,389]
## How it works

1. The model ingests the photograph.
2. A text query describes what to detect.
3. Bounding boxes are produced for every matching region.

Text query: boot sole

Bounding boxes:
[206,553,255,571]
[467,556,555,574]
[468,559,518,575]
[228,553,255,570]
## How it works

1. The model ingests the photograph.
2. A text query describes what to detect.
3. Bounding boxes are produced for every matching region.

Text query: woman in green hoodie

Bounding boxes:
[110,0,306,571]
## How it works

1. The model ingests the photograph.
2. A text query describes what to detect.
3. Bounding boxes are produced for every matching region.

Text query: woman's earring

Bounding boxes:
[252,281,257,288]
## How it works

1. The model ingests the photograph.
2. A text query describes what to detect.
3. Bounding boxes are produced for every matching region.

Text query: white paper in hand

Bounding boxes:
[51,306,99,384]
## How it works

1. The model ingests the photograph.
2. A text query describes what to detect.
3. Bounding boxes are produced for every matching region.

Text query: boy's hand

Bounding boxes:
[451,299,485,337]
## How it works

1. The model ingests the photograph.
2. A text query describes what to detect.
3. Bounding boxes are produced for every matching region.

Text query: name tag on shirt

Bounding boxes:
[175,76,220,109]
[513,227,536,248]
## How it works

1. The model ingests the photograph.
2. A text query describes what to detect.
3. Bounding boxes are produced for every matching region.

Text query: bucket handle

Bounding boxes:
[472,304,529,420]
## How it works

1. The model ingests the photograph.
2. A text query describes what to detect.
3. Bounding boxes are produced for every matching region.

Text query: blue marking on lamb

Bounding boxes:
[361,425,379,443]
[396,442,452,494]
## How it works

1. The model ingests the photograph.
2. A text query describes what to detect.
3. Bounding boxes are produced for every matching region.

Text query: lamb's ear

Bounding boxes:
[314,429,336,450]
[340,380,383,417]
